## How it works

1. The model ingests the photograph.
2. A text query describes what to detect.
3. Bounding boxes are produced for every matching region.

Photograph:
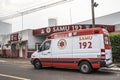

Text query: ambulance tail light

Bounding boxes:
[101,49,106,60]
[101,49,105,52]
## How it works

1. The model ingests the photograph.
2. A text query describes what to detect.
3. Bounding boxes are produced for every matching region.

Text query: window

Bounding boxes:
[104,35,110,45]
[48,18,57,26]
[85,25,90,29]
[35,43,42,50]
[40,40,51,51]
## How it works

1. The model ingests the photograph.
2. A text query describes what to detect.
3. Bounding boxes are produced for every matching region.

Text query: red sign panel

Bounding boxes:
[33,24,115,36]
[10,33,18,41]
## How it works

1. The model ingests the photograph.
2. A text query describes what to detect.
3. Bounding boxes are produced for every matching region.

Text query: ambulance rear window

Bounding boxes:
[104,35,110,45]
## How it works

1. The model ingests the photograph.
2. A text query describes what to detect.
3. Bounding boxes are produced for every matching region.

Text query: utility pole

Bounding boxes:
[91,0,98,28]
[69,8,72,24]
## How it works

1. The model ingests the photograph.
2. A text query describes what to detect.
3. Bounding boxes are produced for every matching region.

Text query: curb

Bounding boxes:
[10,61,31,64]
[101,64,120,71]
[102,67,120,71]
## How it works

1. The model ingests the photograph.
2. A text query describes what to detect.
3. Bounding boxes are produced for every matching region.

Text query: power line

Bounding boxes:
[0,0,73,21]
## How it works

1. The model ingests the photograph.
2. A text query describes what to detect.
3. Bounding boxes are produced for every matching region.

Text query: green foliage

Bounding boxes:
[110,34,120,62]
[110,34,120,46]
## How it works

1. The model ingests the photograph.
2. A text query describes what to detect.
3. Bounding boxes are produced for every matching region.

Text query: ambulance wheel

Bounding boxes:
[79,61,92,74]
[34,60,42,69]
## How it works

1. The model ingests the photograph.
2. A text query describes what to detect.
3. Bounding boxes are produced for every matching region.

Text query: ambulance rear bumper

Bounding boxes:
[100,60,113,68]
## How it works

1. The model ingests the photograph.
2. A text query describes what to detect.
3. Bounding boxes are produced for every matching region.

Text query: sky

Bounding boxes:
[1,0,120,32]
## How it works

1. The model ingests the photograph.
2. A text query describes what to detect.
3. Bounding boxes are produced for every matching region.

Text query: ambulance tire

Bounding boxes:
[79,61,92,74]
[34,60,42,69]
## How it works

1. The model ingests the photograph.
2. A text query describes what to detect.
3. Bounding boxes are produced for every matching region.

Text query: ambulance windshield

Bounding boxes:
[39,40,51,51]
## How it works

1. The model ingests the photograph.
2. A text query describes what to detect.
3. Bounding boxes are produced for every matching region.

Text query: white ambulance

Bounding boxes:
[31,28,113,73]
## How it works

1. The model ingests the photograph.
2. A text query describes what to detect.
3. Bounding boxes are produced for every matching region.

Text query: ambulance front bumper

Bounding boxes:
[30,59,34,65]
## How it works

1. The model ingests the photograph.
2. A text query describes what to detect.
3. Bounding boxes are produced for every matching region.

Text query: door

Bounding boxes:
[52,38,73,68]
[39,40,52,67]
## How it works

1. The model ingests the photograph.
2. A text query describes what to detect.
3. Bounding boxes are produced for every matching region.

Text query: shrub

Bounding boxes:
[110,33,120,62]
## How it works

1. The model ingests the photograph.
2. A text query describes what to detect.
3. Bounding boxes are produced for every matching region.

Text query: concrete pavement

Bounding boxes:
[0,58,31,64]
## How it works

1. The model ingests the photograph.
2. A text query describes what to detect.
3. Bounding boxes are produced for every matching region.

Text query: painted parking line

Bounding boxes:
[0,60,7,62]
[0,73,31,80]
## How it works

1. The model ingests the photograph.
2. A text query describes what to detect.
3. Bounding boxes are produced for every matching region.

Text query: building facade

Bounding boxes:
[0,24,115,58]
[0,29,45,58]
[77,11,120,32]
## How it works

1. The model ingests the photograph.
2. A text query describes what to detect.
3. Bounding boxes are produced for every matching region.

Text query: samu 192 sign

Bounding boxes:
[33,24,115,36]
[79,35,93,49]
[40,25,84,34]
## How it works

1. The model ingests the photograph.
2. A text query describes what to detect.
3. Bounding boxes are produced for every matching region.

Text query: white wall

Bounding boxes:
[27,30,45,49]
[0,34,10,50]
[21,29,30,41]
[115,24,120,31]
[0,21,12,34]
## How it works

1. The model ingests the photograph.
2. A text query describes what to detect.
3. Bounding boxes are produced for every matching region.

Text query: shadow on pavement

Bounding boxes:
[31,67,116,75]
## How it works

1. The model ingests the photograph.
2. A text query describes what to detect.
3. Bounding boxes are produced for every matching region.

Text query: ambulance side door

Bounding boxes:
[52,37,73,68]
